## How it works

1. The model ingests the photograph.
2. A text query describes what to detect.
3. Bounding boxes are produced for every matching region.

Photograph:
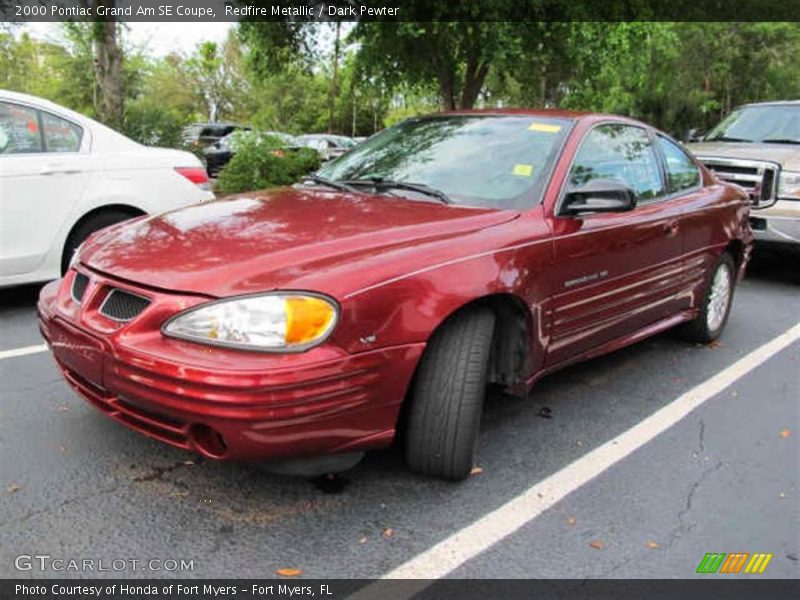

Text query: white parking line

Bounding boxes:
[360,323,800,591]
[0,344,48,360]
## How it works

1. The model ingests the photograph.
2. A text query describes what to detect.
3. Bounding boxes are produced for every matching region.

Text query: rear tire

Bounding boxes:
[61,210,139,274]
[406,307,495,480]
[680,253,736,343]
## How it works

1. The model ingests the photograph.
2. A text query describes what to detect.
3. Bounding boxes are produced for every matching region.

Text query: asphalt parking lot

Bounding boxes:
[1,250,798,582]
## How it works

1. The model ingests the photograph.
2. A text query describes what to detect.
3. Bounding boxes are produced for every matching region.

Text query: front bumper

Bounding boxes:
[38,271,424,462]
[751,200,800,246]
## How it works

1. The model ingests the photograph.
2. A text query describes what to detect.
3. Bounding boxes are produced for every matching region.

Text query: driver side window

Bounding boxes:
[570,124,664,201]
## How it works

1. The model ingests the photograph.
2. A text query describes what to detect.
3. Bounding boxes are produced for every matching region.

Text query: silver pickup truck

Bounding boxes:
[687,100,799,247]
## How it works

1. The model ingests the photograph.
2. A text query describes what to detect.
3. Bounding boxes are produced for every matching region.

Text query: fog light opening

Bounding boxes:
[189,424,227,458]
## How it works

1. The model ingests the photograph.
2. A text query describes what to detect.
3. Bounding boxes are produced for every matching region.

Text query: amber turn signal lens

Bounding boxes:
[285,296,336,345]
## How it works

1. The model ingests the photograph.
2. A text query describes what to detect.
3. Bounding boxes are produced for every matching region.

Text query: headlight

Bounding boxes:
[777,170,800,200]
[162,293,338,352]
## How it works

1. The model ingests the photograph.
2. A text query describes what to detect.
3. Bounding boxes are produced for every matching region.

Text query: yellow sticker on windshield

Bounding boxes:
[529,122,561,133]
[513,164,534,177]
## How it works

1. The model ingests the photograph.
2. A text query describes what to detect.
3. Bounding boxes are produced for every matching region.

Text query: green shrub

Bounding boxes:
[216,131,321,194]
[123,98,187,148]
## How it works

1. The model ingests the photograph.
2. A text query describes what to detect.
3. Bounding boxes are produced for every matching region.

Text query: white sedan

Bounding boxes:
[0,90,214,287]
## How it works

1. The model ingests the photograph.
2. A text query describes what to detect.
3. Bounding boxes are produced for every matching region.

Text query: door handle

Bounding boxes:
[40,167,82,176]
[663,220,680,237]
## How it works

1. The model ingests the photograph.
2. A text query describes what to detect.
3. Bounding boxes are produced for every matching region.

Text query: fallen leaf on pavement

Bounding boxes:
[276,568,302,577]
[7,484,21,494]
[589,540,605,550]
[565,517,577,526]
[645,541,660,549]
[383,528,394,539]
[470,466,483,476]
[780,429,790,438]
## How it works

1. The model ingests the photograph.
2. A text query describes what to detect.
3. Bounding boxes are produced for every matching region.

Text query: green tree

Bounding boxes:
[354,19,521,110]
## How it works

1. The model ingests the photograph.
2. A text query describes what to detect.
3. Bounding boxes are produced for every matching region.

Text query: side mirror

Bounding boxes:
[685,128,705,143]
[561,179,636,216]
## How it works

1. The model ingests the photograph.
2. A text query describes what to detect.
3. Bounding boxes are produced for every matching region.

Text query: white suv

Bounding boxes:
[0,90,214,287]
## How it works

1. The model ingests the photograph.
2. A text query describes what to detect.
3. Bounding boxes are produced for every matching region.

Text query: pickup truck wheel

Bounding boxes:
[61,210,139,274]
[406,307,495,480]
[680,253,736,343]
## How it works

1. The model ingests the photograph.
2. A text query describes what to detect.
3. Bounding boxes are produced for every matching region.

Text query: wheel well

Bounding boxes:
[430,294,533,391]
[394,293,533,441]
[725,239,745,270]
[61,204,147,265]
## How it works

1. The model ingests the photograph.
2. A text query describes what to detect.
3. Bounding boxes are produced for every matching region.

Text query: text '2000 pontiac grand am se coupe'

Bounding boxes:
[38,110,753,480]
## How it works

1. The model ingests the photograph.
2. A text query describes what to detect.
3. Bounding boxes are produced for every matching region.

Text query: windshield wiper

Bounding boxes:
[303,174,362,194]
[761,138,800,145]
[344,177,452,205]
[706,136,753,143]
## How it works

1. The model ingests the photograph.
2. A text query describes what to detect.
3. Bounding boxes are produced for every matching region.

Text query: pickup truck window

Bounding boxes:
[705,104,800,144]
[657,136,700,193]
[569,124,664,201]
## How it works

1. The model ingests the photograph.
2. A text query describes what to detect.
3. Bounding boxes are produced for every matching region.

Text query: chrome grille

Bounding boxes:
[99,290,150,322]
[697,156,779,204]
[71,273,89,303]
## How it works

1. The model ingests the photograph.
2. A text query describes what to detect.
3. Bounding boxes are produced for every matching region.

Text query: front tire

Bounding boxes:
[406,308,495,480]
[680,253,736,343]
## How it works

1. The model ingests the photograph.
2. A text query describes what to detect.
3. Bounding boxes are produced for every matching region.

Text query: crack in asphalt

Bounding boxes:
[1,460,198,528]
[697,420,706,455]
[588,419,724,578]
[6,481,127,528]
[660,420,725,552]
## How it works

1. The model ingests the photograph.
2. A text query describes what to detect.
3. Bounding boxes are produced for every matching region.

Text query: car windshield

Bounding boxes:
[316,115,573,209]
[705,104,800,144]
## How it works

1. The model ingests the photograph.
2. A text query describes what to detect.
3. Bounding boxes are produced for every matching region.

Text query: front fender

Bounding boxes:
[328,214,553,359]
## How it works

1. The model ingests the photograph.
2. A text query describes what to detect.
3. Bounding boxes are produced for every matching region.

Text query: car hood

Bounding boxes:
[82,187,520,297]
[687,141,800,171]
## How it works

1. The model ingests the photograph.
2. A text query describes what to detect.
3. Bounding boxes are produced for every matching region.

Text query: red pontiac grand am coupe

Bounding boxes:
[38,110,753,480]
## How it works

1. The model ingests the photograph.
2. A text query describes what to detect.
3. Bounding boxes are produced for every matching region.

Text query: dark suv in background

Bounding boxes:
[182,122,249,152]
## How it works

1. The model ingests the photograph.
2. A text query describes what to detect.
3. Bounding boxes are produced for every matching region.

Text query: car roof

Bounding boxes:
[426,108,653,129]
[0,88,141,152]
[1,89,90,123]
[438,107,595,119]
[301,134,351,140]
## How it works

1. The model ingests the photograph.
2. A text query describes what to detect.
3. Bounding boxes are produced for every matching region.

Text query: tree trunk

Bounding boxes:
[459,62,489,109]
[328,21,341,134]
[92,1,123,130]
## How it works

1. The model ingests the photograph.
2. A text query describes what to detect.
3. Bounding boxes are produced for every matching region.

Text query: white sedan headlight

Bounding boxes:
[162,293,338,352]
[777,170,800,200]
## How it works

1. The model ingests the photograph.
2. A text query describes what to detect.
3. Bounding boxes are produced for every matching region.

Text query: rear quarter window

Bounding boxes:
[657,136,700,193]
[41,111,83,152]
